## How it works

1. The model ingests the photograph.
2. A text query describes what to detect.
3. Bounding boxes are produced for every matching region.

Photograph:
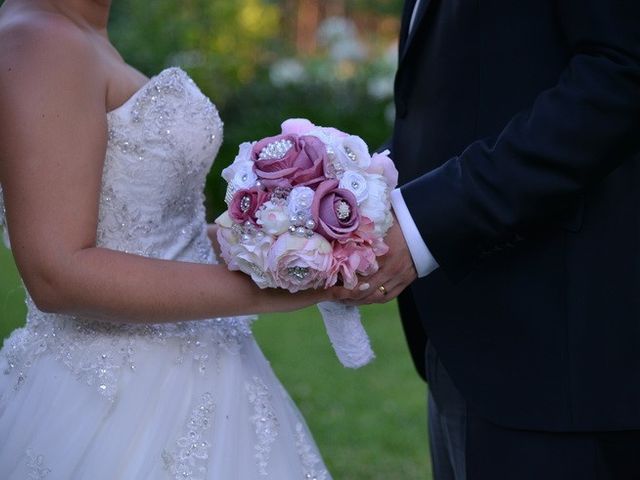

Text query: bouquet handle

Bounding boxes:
[317,302,375,369]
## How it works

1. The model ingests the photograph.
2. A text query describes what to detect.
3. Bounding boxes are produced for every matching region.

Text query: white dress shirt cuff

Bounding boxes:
[390,188,439,278]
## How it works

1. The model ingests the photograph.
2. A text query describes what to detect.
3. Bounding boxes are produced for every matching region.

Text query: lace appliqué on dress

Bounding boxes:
[246,377,279,476]
[25,449,51,480]
[162,392,215,480]
[2,297,254,401]
[295,423,329,480]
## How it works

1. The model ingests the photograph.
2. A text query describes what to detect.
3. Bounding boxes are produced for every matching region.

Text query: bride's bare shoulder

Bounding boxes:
[0,7,100,86]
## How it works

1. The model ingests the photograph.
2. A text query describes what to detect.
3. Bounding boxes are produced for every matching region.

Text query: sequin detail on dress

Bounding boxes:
[25,449,51,480]
[162,392,216,480]
[246,377,280,476]
[295,423,329,480]
[0,67,254,401]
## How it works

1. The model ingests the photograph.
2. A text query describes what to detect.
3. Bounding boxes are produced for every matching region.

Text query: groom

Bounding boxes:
[351,0,640,478]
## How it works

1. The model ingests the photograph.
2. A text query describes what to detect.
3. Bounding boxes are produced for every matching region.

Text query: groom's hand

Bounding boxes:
[340,215,417,305]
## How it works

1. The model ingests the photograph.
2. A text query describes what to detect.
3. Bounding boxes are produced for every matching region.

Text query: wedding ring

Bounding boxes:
[378,285,388,296]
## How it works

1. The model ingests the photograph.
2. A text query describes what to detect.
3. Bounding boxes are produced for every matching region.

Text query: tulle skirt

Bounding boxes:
[0,328,330,480]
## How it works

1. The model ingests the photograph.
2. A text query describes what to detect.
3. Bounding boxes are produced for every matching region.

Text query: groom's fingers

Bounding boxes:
[341,278,404,305]
[340,285,401,306]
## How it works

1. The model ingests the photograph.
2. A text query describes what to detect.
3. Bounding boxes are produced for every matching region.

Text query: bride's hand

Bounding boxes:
[322,279,372,305]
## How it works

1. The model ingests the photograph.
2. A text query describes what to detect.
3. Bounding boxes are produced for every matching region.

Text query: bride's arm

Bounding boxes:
[0,21,334,323]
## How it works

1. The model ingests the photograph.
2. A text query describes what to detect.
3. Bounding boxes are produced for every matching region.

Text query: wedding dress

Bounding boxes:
[0,67,331,480]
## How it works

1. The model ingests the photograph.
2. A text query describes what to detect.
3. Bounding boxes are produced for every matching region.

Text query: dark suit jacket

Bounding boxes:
[393,0,640,431]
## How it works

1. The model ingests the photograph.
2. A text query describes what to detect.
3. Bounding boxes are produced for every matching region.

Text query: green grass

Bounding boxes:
[0,245,431,479]
[0,245,26,340]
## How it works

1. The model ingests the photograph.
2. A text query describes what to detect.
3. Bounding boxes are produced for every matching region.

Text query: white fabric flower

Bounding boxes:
[230,163,258,190]
[221,142,255,183]
[359,174,393,237]
[339,171,368,204]
[256,201,290,236]
[222,161,258,205]
[217,226,276,289]
[221,144,258,205]
[287,186,315,218]
[339,135,371,170]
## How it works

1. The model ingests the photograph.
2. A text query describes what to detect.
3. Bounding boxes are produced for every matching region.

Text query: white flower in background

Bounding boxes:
[385,103,396,126]
[359,174,393,237]
[367,76,394,101]
[317,17,366,63]
[256,201,290,236]
[269,58,307,87]
[329,38,367,63]
[317,17,357,46]
[367,44,398,103]
[287,186,315,218]
[383,44,399,69]
[339,171,368,204]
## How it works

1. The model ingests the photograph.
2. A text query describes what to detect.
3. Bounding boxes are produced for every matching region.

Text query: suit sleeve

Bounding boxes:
[401,0,640,281]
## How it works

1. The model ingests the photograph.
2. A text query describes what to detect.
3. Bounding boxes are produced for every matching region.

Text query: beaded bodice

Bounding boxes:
[100,67,219,261]
[1,68,254,401]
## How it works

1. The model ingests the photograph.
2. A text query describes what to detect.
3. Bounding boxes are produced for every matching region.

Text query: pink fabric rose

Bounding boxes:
[311,180,360,241]
[252,134,327,188]
[280,118,349,141]
[354,216,390,256]
[281,118,316,135]
[267,233,333,292]
[325,241,380,290]
[368,149,398,189]
[229,188,269,225]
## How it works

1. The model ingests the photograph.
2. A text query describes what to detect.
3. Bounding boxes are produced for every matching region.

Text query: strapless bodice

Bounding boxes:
[1,68,255,401]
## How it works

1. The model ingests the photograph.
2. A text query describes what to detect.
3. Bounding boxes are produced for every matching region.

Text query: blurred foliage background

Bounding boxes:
[2,0,433,478]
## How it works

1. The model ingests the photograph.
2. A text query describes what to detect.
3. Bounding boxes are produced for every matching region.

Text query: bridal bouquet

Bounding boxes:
[215,118,398,368]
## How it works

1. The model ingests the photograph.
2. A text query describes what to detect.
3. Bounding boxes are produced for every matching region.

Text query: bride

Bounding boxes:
[0,0,351,478]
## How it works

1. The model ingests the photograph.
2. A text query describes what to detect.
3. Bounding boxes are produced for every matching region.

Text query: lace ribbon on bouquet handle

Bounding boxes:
[317,301,375,369]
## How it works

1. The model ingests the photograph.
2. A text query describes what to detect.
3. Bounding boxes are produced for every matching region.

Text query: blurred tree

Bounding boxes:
[109,0,282,100]
[279,0,402,54]
[108,0,402,98]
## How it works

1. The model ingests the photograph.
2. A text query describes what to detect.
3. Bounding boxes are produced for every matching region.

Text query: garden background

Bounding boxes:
[1,1,432,477]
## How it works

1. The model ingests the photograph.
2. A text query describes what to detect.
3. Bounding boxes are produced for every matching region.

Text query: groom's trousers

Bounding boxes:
[425,343,640,480]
